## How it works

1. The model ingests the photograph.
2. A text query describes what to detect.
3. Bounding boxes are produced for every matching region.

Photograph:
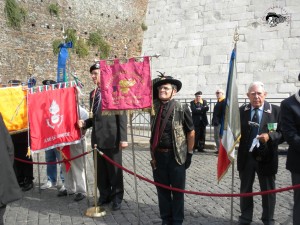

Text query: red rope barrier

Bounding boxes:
[98,150,300,198]
[14,150,92,165]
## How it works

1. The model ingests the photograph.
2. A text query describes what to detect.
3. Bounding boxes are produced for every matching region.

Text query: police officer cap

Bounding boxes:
[195,91,202,96]
[90,63,100,73]
[42,79,57,85]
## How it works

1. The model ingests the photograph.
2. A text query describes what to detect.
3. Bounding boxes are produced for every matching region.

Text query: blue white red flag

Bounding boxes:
[217,47,241,182]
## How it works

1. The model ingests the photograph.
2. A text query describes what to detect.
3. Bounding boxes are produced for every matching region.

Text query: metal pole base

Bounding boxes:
[85,206,106,217]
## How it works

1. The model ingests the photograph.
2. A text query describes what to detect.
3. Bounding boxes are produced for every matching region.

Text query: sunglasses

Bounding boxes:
[216,92,221,94]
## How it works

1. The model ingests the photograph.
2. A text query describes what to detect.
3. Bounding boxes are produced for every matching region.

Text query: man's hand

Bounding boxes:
[119,141,128,150]
[185,152,193,169]
[77,120,85,128]
[257,133,269,144]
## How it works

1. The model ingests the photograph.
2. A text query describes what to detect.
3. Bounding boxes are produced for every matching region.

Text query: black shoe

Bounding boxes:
[57,190,69,197]
[214,151,219,154]
[74,193,86,202]
[198,149,206,153]
[22,181,33,192]
[112,202,121,211]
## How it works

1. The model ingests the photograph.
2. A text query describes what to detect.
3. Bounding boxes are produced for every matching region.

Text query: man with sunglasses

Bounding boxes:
[150,74,195,225]
[212,89,225,154]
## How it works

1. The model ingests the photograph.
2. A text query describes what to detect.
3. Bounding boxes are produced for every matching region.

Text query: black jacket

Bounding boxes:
[0,114,22,206]
[84,90,127,149]
[281,93,300,173]
[190,100,209,127]
[237,101,283,176]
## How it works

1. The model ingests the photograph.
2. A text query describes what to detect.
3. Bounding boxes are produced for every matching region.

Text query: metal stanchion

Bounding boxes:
[85,144,106,217]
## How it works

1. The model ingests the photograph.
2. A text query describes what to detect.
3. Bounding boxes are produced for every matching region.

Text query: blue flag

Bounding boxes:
[57,42,73,83]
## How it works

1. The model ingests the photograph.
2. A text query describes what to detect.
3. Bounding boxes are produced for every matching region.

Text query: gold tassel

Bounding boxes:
[26,146,31,158]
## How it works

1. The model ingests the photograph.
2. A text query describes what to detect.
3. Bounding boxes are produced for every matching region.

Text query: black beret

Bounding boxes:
[42,79,57,85]
[90,63,100,73]
[195,91,202,95]
[8,80,21,86]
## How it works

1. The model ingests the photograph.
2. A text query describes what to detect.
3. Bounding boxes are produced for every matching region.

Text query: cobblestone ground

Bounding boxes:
[4,138,293,225]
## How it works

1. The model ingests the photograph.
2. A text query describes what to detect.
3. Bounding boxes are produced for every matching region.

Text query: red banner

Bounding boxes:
[100,56,152,110]
[28,87,80,152]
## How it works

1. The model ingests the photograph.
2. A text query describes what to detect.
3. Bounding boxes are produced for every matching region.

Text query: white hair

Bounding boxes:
[247,81,265,93]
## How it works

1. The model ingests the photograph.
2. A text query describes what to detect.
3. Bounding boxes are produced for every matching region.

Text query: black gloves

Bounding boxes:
[185,152,193,169]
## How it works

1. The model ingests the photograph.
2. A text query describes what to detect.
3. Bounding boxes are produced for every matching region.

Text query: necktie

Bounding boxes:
[92,88,101,114]
[248,108,259,148]
[152,105,163,150]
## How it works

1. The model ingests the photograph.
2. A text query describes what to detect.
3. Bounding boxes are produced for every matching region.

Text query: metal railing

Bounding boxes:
[129,97,284,141]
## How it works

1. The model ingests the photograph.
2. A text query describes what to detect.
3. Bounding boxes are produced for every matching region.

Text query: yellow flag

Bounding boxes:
[0,87,28,132]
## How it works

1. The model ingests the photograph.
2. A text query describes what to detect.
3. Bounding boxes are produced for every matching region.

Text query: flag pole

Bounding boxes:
[129,112,141,224]
[230,27,239,225]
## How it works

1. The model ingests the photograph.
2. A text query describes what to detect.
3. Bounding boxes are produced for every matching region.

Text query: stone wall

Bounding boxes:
[142,0,300,99]
[0,0,148,94]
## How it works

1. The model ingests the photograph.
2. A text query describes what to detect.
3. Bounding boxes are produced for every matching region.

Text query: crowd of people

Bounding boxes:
[1,67,300,225]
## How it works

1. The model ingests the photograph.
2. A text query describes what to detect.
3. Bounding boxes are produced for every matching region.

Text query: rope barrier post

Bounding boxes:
[85,144,106,217]
[129,112,141,224]
[37,152,41,194]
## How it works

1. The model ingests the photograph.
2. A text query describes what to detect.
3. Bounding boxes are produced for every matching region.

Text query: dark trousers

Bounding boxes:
[96,148,124,204]
[0,205,6,225]
[291,172,300,225]
[13,144,34,185]
[153,150,186,225]
[194,125,206,150]
[239,153,275,225]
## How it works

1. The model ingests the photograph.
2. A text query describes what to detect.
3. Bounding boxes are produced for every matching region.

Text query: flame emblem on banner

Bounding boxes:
[46,100,64,129]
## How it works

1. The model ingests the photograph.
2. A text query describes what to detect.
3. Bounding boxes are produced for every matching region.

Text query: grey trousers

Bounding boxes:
[0,205,6,225]
[291,172,300,225]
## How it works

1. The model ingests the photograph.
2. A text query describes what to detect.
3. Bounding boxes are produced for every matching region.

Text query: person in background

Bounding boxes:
[0,114,22,225]
[77,63,128,211]
[237,81,282,225]
[40,80,64,191]
[150,75,195,225]
[58,105,89,202]
[212,88,226,154]
[8,80,34,192]
[280,73,300,225]
[190,91,209,152]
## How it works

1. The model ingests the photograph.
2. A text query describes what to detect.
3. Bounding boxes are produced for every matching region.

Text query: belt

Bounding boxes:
[156,148,172,153]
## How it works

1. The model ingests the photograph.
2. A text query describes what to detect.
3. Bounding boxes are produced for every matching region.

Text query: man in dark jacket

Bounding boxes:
[190,91,209,152]
[78,63,128,211]
[0,114,22,225]
[280,73,300,225]
[212,89,225,154]
[237,81,282,225]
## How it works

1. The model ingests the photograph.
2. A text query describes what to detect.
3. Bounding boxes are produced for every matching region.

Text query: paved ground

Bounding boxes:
[4,136,294,225]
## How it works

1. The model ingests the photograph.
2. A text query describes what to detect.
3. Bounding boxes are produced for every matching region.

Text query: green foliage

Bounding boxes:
[76,38,89,58]
[52,39,61,55]
[48,3,59,17]
[65,29,77,48]
[88,31,110,59]
[141,22,148,31]
[4,0,26,30]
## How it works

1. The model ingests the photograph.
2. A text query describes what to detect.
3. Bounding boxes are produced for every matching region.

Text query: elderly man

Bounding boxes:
[212,88,225,154]
[150,75,195,225]
[280,73,300,225]
[237,81,282,225]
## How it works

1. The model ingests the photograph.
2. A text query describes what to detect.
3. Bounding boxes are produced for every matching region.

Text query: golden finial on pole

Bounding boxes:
[233,26,239,44]
[85,144,106,217]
